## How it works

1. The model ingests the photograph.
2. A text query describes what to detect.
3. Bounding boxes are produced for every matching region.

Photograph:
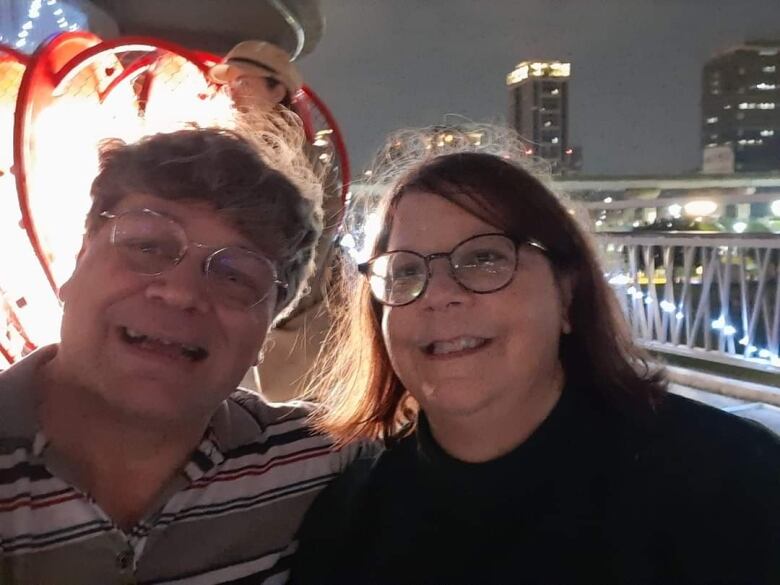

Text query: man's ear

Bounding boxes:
[557,272,574,335]
[74,235,89,264]
[58,236,89,304]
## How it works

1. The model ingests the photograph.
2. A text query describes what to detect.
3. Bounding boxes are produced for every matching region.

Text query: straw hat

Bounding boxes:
[209,40,303,96]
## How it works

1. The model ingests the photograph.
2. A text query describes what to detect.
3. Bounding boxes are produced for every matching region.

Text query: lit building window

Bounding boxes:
[764,66,777,73]
[736,102,775,110]
[755,83,777,90]
[723,104,732,110]
[551,137,559,144]
[760,130,775,137]
[706,117,718,124]
[506,61,571,86]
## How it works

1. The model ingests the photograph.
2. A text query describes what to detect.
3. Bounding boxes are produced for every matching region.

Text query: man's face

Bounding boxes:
[57,193,277,426]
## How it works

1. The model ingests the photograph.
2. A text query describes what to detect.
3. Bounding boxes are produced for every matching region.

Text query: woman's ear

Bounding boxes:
[557,273,574,335]
[269,83,287,105]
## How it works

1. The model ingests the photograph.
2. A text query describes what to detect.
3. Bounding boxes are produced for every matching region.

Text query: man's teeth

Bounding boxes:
[428,337,487,355]
[121,327,207,361]
[125,328,147,342]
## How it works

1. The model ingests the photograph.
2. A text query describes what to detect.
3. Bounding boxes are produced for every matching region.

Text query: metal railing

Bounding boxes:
[598,231,780,373]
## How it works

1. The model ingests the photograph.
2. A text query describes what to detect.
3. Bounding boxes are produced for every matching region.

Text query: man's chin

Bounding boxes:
[89,380,211,429]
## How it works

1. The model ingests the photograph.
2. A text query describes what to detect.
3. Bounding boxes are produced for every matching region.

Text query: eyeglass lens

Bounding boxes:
[367,234,517,306]
[111,210,277,309]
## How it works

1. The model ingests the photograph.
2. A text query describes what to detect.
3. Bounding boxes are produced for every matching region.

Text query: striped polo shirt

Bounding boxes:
[0,347,369,584]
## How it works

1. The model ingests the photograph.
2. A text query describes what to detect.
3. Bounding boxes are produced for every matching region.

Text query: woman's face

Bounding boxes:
[228,73,286,111]
[381,190,571,429]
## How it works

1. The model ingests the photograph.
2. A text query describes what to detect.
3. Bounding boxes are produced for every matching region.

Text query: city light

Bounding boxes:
[683,200,718,217]
[608,274,631,286]
[506,61,571,85]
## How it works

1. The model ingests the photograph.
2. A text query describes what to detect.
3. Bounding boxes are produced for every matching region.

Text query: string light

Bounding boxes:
[13,0,80,50]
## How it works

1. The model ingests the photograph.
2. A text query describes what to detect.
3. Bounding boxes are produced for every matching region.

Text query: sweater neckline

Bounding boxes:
[411,385,605,496]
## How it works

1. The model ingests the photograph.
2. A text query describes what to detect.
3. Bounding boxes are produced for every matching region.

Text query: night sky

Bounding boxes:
[297,0,780,176]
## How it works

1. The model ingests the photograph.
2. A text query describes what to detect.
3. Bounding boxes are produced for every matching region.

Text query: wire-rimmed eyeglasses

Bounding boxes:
[99,208,286,311]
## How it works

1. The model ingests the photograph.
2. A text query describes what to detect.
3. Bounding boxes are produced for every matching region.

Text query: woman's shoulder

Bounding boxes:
[651,392,780,459]
[631,392,780,500]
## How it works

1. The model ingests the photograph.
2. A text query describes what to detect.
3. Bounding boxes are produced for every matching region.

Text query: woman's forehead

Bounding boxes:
[386,190,500,251]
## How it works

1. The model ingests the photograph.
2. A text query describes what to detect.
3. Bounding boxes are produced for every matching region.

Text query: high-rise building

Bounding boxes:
[702,41,780,173]
[506,60,581,173]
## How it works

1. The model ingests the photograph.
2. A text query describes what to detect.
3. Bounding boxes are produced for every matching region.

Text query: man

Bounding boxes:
[209,40,303,112]
[0,126,364,584]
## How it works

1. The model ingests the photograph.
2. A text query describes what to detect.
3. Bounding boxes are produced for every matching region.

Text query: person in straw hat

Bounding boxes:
[209,40,303,111]
[212,41,344,401]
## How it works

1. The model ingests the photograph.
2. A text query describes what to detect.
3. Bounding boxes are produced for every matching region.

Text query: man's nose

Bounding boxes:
[143,256,211,313]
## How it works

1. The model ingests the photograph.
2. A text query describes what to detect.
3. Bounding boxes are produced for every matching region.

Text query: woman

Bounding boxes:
[291,129,780,585]
[209,40,303,111]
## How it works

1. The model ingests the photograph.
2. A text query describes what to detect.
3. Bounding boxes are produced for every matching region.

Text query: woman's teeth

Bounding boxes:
[427,336,488,355]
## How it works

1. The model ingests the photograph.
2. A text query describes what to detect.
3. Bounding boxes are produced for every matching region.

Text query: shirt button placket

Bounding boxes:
[116,548,136,583]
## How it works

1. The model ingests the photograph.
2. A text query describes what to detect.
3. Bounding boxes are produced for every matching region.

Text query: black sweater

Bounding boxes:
[291,388,780,585]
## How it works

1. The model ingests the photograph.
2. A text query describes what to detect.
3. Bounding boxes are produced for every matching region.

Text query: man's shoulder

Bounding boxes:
[210,388,316,450]
[228,387,315,427]
[0,347,57,443]
[216,389,377,470]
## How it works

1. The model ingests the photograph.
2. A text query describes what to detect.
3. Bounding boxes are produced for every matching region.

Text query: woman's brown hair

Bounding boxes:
[308,131,666,443]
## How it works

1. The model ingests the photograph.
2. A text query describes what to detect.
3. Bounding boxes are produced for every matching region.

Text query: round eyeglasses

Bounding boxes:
[358,233,548,307]
[100,208,287,311]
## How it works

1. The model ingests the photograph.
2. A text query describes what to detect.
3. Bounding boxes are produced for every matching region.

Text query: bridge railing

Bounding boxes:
[597,232,780,374]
